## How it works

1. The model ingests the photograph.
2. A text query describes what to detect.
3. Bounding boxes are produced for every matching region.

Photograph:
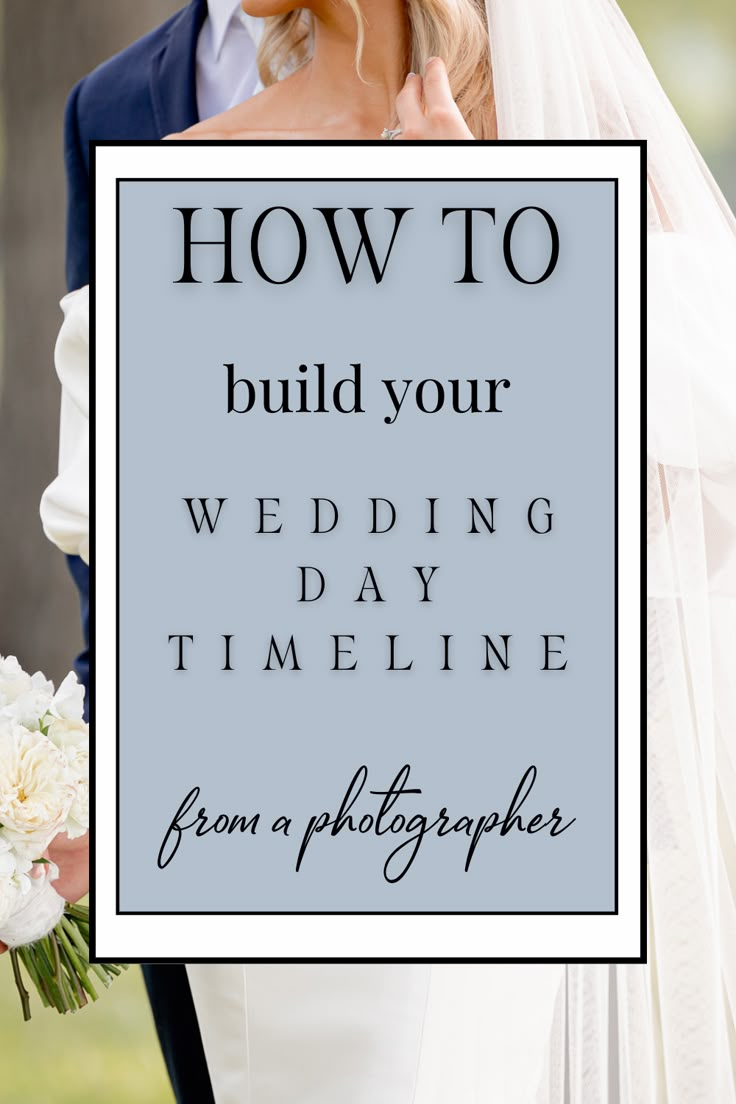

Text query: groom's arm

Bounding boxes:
[63,76,91,719]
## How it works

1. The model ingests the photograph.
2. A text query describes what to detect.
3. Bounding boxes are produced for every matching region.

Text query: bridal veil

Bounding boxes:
[483,0,736,1098]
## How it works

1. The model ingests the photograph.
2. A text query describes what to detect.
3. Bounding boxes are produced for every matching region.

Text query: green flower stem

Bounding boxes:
[49,932,73,1014]
[29,942,61,1011]
[56,939,88,1010]
[89,962,114,988]
[55,922,98,1002]
[64,903,89,923]
[17,946,52,1008]
[60,914,90,960]
[9,949,32,1022]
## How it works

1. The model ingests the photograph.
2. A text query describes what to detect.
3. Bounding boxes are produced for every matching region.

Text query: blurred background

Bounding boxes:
[0,1,733,1101]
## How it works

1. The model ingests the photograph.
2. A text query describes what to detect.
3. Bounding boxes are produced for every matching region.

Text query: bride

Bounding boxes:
[167,0,487,141]
[41,0,736,1100]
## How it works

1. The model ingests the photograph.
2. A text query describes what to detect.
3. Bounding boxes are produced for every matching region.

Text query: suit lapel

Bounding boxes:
[150,0,208,137]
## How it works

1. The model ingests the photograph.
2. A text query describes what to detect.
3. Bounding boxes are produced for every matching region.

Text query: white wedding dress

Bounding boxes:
[40,0,736,1099]
[183,962,564,1103]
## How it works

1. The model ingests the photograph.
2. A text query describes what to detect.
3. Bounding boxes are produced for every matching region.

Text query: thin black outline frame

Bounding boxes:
[89,139,647,966]
[113,174,620,917]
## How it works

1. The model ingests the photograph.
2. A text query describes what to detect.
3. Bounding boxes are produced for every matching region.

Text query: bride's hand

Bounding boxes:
[46,830,90,905]
[395,58,474,141]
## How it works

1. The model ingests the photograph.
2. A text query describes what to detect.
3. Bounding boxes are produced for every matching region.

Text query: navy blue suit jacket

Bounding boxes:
[64,4,215,1101]
[64,0,209,708]
[65,0,209,704]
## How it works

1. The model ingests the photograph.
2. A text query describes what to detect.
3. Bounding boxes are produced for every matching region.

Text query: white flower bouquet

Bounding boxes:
[0,655,125,1019]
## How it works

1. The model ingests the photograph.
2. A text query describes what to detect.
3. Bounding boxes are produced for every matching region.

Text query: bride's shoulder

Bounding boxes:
[164,81,295,142]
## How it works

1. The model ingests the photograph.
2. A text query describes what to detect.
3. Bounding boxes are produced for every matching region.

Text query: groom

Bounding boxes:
[64,2,262,1100]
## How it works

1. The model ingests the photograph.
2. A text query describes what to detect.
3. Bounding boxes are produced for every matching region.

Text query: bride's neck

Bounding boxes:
[298,0,411,134]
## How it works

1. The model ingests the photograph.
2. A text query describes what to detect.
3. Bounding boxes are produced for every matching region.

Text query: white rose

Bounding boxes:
[47,717,89,838]
[0,872,22,929]
[47,670,86,725]
[0,656,28,702]
[0,719,75,849]
[0,656,55,729]
[0,837,33,884]
[0,837,32,928]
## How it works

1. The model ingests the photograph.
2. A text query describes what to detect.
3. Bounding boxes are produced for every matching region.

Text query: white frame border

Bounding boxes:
[94,142,643,962]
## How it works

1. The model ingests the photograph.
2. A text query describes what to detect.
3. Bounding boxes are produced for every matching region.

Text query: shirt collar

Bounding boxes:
[207,0,262,60]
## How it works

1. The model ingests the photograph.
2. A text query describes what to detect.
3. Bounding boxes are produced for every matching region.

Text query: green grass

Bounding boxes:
[0,950,173,1104]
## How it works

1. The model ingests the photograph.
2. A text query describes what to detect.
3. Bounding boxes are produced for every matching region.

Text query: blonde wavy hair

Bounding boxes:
[256,0,496,140]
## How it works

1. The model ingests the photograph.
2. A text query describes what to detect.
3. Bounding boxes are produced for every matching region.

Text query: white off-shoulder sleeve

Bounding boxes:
[40,285,89,565]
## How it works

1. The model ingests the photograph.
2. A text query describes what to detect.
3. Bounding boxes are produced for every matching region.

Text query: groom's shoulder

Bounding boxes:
[67,6,188,138]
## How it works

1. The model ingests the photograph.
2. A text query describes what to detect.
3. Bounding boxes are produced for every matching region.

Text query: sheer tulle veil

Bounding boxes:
[481,0,736,1098]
